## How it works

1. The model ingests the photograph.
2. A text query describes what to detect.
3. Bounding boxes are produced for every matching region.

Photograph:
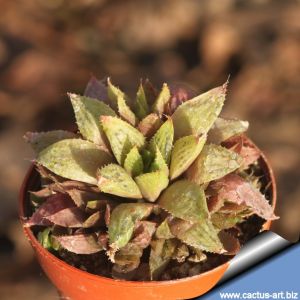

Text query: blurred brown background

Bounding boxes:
[0,0,299,299]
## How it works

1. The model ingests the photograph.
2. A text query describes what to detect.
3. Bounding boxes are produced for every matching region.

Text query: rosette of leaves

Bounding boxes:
[24,77,278,281]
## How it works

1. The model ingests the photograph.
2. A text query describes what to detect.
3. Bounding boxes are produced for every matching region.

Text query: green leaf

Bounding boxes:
[24,130,76,154]
[169,218,225,253]
[107,78,128,109]
[124,146,144,177]
[107,79,137,125]
[149,117,174,164]
[38,228,54,250]
[152,83,171,116]
[108,203,153,250]
[138,113,162,138]
[149,239,177,280]
[211,212,245,230]
[158,180,209,223]
[135,83,149,119]
[155,219,174,239]
[117,95,138,126]
[101,116,145,164]
[37,139,113,184]
[172,84,227,139]
[69,93,116,146]
[131,221,157,249]
[140,149,155,171]
[169,134,206,180]
[97,164,142,199]
[186,144,242,185]
[135,171,169,202]
[86,199,111,211]
[208,117,249,144]
[149,146,169,175]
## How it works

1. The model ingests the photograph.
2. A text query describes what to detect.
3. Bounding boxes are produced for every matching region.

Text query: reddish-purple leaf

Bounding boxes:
[131,221,157,249]
[207,195,225,214]
[105,203,111,226]
[84,76,109,103]
[142,79,158,105]
[30,188,53,198]
[25,194,75,226]
[46,207,86,227]
[66,189,102,208]
[218,231,241,256]
[57,180,100,193]
[31,181,100,207]
[211,174,278,220]
[223,135,260,168]
[55,233,103,254]
[219,202,250,214]
[35,164,64,183]
[138,113,162,138]
[165,83,196,115]
[98,233,109,250]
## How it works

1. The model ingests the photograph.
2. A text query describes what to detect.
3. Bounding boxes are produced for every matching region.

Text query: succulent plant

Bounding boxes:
[24,77,278,281]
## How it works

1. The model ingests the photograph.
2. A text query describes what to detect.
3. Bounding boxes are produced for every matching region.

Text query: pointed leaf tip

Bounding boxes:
[124,147,144,177]
[138,113,162,138]
[155,219,174,239]
[46,207,86,227]
[149,117,174,165]
[149,146,169,175]
[211,174,278,220]
[55,233,103,254]
[135,83,149,119]
[26,193,75,227]
[107,79,137,125]
[37,139,113,184]
[84,76,109,103]
[24,130,76,154]
[69,93,116,147]
[152,83,171,116]
[172,84,226,139]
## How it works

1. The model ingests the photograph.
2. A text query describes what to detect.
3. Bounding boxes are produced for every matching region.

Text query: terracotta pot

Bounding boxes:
[19,137,276,300]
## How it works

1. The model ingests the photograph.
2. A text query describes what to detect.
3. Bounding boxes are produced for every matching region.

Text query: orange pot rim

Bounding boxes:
[19,135,277,287]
